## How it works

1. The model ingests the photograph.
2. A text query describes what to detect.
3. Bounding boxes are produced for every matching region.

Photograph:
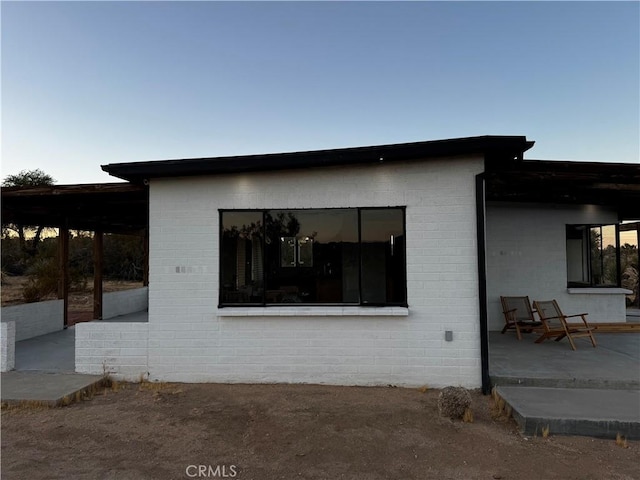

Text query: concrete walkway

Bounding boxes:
[2,312,147,406]
[496,386,640,439]
[13,311,148,373]
[3,326,102,406]
[489,331,640,389]
[15,327,76,373]
[1,371,104,407]
[490,331,640,439]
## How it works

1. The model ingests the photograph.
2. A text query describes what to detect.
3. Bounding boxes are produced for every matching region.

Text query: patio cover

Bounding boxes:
[1,182,147,234]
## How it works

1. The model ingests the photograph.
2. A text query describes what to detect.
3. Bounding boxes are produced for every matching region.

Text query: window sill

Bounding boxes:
[567,288,633,295]
[217,306,409,317]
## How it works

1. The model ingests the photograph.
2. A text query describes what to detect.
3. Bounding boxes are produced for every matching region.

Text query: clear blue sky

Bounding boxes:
[2,1,638,184]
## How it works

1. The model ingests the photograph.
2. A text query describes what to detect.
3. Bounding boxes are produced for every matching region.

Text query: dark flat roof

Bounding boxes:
[4,137,639,234]
[102,135,535,183]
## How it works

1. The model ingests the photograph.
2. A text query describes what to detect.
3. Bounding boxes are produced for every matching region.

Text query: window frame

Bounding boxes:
[219,207,407,308]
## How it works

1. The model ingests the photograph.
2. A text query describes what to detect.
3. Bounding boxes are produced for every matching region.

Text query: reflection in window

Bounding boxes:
[265,209,359,304]
[219,208,406,306]
[280,237,297,267]
[220,212,264,304]
[566,224,619,287]
[361,209,406,304]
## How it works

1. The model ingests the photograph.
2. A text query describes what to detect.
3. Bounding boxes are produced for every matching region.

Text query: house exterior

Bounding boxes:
[80,136,638,390]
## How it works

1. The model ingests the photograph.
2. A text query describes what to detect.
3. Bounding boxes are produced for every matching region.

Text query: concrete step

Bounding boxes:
[496,386,640,440]
[490,374,639,390]
[1,371,105,407]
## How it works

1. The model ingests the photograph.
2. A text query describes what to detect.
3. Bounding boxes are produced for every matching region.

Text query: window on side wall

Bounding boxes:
[566,224,619,287]
[219,208,407,307]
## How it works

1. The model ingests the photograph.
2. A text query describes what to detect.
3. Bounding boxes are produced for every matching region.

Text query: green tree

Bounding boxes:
[2,169,55,256]
[3,169,55,187]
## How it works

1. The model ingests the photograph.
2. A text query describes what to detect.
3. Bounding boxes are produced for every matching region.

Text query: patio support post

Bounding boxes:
[475,173,491,394]
[93,230,103,320]
[58,223,70,328]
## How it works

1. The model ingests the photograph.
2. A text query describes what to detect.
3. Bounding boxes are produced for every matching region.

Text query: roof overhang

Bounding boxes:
[4,136,639,232]
[101,135,535,183]
[1,183,148,234]
[485,159,640,220]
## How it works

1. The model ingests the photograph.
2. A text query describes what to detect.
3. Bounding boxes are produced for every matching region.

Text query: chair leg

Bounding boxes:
[589,332,597,348]
[515,324,522,341]
[534,334,547,344]
[566,334,577,351]
[501,324,510,334]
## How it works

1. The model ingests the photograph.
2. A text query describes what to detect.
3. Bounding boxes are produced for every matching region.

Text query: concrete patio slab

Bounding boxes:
[1,371,104,407]
[496,386,640,440]
[489,331,640,389]
[490,329,640,439]
[14,326,76,373]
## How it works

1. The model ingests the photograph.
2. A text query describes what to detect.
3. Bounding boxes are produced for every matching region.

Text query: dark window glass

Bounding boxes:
[265,209,359,304]
[220,212,264,304]
[219,208,406,307]
[566,224,619,287]
[360,208,406,304]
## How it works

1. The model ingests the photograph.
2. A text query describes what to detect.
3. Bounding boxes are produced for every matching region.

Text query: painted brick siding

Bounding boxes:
[147,157,485,387]
[75,322,149,380]
[486,202,623,331]
[1,300,64,341]
[1,321,16,372]
[103,287,148,319]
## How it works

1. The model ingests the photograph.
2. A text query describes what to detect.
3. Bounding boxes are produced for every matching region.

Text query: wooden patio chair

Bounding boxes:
[532,300,597,351]
[500,296,542,340]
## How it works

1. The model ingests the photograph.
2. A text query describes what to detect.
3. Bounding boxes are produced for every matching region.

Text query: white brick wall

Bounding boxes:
[1,300,64,341]
[75,322,149,380]
[1,321,16,372]
[103,287,148,319]
[486,202,625,330]
[147,157,485,387]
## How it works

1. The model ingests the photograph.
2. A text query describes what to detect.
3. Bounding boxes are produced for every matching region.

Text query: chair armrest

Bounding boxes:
[564,313,590,327]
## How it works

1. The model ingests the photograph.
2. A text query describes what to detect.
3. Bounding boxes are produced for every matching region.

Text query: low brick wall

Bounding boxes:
[1,300,64,341]
[1,321,16,372]
[103,287,148,319]
[75,322,149,380]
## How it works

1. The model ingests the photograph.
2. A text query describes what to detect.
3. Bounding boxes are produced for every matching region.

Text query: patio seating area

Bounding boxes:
[489,329,640,439]
[489,330,639,389]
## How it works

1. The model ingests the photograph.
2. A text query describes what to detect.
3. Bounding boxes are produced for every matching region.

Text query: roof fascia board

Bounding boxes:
[102,135,534,183]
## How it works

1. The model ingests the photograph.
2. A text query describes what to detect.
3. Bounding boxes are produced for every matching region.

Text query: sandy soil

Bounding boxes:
[1,383,637,480]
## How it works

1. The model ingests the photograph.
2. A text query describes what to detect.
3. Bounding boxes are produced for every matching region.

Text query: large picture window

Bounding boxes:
[566,224,620,287]
[220,208,406,306]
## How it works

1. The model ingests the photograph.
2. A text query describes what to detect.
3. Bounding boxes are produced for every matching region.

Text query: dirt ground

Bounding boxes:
[1,383,637,480]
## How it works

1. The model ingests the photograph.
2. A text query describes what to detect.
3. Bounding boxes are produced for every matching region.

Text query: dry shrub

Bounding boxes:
[490,387,512,419]
[22,258,58,302]
[462,407,474,423]
[438,386,472,420]
[616,433,629,448]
